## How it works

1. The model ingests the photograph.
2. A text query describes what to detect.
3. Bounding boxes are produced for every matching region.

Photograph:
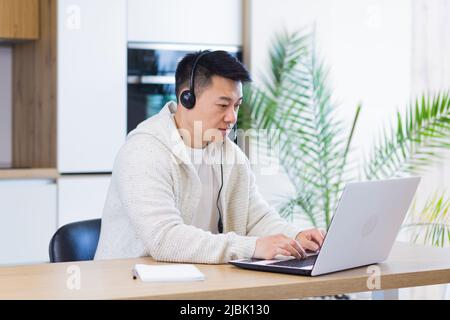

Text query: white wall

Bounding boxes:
[248,0,450,299]
[248,0,412,224]
[404,0,450,300]
[0,46,12,168]
[410,0,450,210]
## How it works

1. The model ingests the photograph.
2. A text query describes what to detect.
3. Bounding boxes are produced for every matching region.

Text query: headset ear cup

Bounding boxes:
[180,90,196,109]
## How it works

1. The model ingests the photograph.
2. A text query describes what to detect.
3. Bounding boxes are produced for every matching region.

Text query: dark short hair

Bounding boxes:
[175,50,252,103]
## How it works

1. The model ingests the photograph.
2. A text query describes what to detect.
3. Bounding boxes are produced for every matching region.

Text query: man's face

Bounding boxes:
[184,75,243,143]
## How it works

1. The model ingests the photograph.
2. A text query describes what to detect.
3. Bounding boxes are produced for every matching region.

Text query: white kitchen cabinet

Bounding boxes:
[58,175,111,227]
[57,0,127,173]
[0,180,57,266]
[128,0,243,46]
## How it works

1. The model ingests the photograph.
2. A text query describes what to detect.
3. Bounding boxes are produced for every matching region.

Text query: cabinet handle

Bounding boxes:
[127,75,175,85]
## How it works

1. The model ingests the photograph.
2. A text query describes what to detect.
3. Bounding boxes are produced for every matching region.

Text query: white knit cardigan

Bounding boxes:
[94,101,301,264]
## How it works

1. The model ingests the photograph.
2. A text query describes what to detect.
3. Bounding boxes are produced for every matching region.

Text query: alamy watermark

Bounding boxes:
[366,265,381,290]
[66,265,81,290]
[170,122,282,176]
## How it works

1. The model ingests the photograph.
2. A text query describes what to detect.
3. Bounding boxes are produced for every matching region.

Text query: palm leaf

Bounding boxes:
[403,192,450,247]
[364,92,450,180]
[239,26,450,248]
[241,28,360,228]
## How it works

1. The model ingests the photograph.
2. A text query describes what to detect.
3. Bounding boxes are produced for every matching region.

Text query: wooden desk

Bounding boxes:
[1,242,449,300]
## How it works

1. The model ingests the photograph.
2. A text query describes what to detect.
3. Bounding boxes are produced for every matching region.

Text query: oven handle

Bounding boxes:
[127,75,175,85]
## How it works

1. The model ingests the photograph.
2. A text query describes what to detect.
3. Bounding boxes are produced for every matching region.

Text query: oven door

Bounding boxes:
[127,43,242,133]
[127,76,176,133]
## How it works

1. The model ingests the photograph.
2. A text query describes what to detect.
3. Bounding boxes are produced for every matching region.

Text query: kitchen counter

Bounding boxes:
[0,168,59,180]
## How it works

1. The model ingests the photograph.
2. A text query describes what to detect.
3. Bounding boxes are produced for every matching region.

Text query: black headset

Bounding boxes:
[180,51,210,109]
[216,125,238,233]
[180,51,225,233]
[217,146,224,234]
[179,50,238,141]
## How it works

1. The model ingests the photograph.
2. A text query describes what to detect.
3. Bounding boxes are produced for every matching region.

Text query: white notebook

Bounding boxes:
[132,264,206,282]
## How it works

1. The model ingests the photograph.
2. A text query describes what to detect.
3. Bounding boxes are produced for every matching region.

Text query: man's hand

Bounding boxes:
[253,234,307,260]
[295,228,326,253]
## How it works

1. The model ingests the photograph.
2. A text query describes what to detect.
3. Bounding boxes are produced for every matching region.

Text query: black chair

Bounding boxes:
[49,219,101,263]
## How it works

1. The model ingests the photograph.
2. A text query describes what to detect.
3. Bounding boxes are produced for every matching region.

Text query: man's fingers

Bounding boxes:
[276,248,292,258]
[285,243,302,259]
[309,230,324,247]
[292,240,307,259]
[302,239,320,252]
[279,240,302,259]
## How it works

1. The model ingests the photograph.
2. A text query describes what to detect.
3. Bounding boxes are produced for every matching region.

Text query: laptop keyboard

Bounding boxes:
[271,255,318,268]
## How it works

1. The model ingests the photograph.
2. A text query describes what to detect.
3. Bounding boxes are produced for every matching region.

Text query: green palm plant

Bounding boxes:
[240,28,450,247]
[403,193,450,247]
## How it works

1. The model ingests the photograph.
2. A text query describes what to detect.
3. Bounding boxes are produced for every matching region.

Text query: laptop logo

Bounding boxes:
[361,214,378,237]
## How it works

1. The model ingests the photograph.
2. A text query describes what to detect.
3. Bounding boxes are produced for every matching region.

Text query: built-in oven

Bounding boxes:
[127,43,242,133]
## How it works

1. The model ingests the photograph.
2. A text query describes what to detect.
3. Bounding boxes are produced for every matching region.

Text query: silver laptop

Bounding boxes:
[230,177,420,276]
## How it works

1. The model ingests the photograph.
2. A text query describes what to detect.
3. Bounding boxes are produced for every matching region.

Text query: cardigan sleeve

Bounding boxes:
[244,157,302,239]
[115,134,258,264]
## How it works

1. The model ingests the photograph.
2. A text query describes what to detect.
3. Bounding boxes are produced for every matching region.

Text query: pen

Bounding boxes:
[132,266,137,280]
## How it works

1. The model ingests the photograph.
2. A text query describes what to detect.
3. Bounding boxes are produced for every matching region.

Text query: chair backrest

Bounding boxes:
[49,219,101,263]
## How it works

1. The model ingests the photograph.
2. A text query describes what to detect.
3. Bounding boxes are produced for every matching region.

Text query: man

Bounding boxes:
[95,50,325,263]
